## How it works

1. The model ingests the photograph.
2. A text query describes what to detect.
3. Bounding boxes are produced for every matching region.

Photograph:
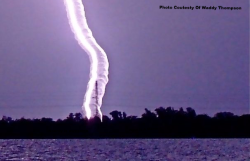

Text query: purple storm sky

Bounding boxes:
[0,0,249,120]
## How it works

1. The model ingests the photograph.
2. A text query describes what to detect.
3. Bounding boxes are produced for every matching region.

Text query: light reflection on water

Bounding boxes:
[0,139,249,160]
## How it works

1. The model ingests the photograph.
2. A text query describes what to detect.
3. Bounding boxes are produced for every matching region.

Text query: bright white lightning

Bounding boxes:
[64,0,109,120]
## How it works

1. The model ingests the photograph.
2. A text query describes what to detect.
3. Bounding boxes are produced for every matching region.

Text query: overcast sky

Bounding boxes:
[0,0,249,119]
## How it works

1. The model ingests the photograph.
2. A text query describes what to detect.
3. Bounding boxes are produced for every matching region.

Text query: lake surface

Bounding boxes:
[0,139,249,160]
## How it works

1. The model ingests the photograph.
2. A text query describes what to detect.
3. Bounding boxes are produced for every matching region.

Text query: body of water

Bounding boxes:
[0,139,249,160]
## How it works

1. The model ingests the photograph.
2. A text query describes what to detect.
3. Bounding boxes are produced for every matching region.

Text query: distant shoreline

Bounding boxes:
[0,107,249,138]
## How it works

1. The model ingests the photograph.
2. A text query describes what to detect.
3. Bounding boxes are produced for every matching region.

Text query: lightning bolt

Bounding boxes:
[64,0,109,120]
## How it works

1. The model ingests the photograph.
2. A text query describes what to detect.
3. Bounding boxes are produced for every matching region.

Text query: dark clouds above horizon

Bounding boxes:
[0,0,249,119]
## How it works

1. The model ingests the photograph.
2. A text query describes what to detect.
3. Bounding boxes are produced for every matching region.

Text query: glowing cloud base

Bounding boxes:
[64,0,109,120]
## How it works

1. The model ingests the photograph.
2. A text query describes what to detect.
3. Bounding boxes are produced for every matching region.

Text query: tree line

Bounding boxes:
[0,107,249,138]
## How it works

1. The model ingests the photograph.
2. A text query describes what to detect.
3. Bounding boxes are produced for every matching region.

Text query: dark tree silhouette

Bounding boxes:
[122,112,127,119]
[110,110,122,120]
[0,107,249,138]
